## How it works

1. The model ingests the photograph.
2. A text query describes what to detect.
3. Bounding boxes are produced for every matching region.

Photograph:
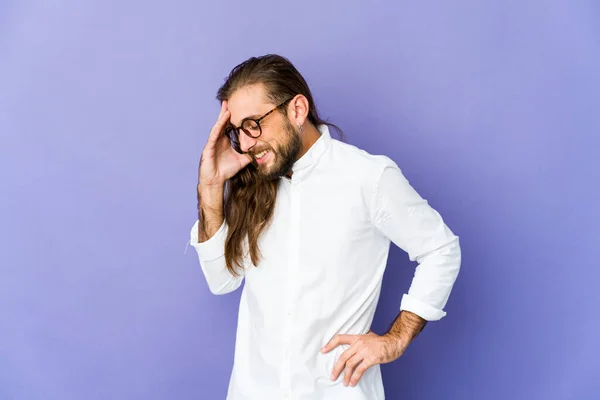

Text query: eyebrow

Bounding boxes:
[231,113,262,128]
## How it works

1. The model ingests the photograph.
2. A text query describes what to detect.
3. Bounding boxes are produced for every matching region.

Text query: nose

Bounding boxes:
[238,131,258,154]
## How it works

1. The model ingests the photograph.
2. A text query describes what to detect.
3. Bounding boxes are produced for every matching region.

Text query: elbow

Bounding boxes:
[198,257,244,295]
[208,286,234,296]
[207,278,243,295]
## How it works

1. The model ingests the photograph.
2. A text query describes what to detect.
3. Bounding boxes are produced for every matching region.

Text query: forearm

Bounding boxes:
[197,184,225,243]
[384,310,427,352]
[401,237,461,320]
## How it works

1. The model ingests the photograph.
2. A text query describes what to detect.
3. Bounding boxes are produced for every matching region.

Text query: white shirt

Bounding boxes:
[189,124,461,400]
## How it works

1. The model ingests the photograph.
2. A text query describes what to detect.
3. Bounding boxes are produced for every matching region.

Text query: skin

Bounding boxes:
[196,83,321,241]
[197,83,427,387]
[322,311,427,387]
[227,84,307,181]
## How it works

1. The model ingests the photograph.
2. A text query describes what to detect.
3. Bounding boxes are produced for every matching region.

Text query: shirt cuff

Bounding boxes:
[189,219,228,262]
[400,293,447,321]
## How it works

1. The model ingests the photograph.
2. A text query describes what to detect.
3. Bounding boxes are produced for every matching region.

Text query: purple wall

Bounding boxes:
[1,1,599,399]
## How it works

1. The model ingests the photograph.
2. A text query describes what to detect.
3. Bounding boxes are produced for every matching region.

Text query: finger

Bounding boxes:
[330,345,357,381]
[322,334,353,354]
[207,108,231,145]
[349,359,372,387]
[343,354,364,387]
[213,107,231,134]
[344,352,364,386]
[218,100,229,121]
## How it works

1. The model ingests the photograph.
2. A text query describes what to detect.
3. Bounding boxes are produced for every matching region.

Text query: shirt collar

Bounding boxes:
[289,124,332,181]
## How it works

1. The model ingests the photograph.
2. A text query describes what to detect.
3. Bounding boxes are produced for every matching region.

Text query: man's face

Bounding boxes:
[227,84,302,181]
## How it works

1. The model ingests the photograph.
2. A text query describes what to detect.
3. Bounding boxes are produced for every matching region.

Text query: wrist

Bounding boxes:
[198,183,224,202]
[384,310,427,353]
[197,184,224,214]
[198,182,224,194]
[383,332,410,353]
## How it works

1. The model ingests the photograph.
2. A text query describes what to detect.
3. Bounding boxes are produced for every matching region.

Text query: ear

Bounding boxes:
[288,94,309,127]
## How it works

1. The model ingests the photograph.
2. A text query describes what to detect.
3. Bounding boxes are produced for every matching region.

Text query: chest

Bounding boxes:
[245,175,375,277]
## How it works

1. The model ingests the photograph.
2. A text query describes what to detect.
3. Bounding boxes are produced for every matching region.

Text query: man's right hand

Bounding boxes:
[198,100,253,190]
[196,101,252,242]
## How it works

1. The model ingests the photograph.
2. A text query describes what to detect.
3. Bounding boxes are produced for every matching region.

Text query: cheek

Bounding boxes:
[264,123,290,149]
[262,136,280,153]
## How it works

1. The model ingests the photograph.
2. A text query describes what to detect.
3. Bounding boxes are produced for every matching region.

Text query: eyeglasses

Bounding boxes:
[224,98,293,154]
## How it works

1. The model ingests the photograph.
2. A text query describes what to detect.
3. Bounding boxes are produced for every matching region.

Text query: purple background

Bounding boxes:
[1,1,599,399]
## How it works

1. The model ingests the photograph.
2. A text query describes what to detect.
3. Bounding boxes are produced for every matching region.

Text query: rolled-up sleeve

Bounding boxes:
[373,163,461,321]
[189,219,244,295]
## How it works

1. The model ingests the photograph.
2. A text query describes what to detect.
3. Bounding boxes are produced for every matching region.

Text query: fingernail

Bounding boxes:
[330,374,334,380]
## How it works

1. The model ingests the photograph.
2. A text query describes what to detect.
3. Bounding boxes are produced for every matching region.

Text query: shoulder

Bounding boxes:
[326,137,399,178]
[318,138,401,221]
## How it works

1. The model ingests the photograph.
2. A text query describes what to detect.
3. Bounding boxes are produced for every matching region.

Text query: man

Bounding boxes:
[189,54,461,400]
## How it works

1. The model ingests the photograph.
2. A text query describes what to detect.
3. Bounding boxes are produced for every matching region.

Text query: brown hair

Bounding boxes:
[216,54,342,276]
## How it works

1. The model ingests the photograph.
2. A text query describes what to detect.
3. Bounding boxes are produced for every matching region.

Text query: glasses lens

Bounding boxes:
[225,128,242,153]
[241,119,261,138]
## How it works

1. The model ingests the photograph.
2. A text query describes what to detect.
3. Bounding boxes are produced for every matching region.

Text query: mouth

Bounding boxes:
[254,149,271,165]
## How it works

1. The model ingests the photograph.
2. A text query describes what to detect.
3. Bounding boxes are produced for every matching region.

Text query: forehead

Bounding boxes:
[228,84,270,126]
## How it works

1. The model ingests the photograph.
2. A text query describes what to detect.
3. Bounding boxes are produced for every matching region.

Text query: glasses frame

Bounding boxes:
[224,97,294,154]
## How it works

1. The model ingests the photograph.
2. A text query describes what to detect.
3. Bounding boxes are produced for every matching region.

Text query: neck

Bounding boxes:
[285,123,322,178]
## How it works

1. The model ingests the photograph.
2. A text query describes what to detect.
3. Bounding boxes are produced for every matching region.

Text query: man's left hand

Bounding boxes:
[321,331,408,387]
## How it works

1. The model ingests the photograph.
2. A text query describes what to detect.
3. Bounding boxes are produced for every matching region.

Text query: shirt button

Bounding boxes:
[287,309,292,316]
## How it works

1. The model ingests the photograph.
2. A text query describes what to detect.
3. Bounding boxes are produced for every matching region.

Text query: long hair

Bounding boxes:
[216,54,342,276]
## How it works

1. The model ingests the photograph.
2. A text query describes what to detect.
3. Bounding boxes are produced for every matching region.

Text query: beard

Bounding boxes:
[253,119,302,182]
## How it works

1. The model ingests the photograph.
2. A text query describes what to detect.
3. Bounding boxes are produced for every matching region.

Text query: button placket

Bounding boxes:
[281,178,301,398]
